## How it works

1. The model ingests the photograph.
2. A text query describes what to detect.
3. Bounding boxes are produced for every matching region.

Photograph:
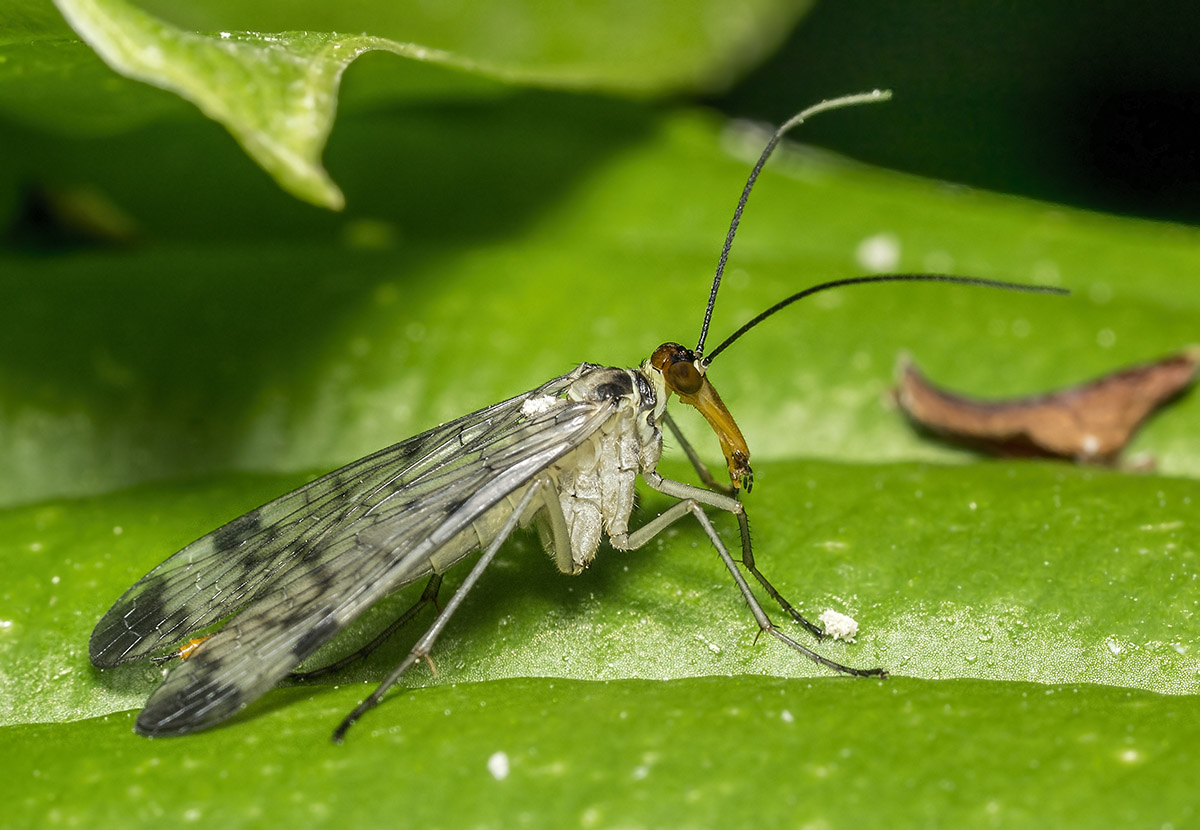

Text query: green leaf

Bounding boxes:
[130,0,814,96]
[5,0,811,206]
[7,678,1197,828]
[51,0,495,208]
[5,458,1198,726]
[1,97,1198,826]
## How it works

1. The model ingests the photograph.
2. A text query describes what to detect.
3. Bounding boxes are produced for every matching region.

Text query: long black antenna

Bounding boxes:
[701,274,1069,365]
[695,90,893,357]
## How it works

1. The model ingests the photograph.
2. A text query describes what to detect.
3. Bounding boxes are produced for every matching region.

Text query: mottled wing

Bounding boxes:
[90,370,586,668]
[134,393,617,736]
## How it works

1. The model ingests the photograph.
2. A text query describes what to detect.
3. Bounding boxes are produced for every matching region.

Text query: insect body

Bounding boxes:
[90,91,1064,741]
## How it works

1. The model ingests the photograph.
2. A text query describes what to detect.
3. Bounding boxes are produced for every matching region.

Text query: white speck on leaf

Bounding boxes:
[487,751,510,781]
[855,232,900,272]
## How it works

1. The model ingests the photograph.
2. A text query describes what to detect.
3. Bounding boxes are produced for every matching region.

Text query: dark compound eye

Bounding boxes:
[650,343,704,396]
[667,360,703,395]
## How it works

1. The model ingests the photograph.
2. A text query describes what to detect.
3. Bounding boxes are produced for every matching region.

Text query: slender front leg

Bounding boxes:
[657,418,820,636]
[734,509,824,639]
[641,470,826,639]
[614,473,886,679]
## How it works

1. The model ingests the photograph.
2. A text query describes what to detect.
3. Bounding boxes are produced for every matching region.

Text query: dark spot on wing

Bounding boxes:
[90,580,172,666]
[90,623,138,667]
[212,508,264,553]
[235,541,273,573]
[129,581,171,632]
[136,675,246,737]
[292,617,341,660]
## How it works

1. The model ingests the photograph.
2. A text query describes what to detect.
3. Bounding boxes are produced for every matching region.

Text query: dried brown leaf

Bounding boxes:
[895,347,1199,463]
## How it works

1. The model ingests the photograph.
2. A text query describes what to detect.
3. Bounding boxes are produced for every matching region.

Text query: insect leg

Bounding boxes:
[644,471,826,637]
[660,412,730,493]
[733,509,823,639]
[291,575,443,681]
[331,479,548,743]
[626,472,886,678]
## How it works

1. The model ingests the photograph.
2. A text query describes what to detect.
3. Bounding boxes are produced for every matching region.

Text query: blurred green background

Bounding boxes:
[714,1,1200,224]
